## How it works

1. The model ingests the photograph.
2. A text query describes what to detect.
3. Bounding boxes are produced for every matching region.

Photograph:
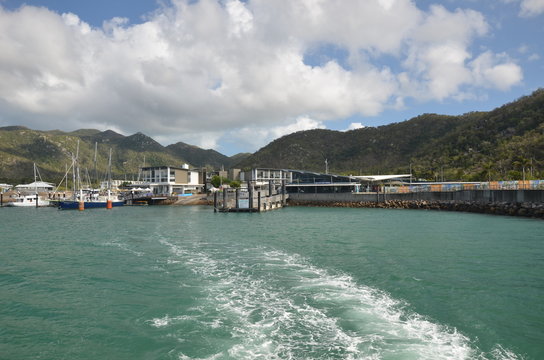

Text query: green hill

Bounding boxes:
[236,89,544,181]
[1,89,542,184]
[0,129,241,185]
[165,141,247,170]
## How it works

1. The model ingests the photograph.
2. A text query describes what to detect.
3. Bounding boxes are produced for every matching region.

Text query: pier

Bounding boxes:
[213,182,288,213]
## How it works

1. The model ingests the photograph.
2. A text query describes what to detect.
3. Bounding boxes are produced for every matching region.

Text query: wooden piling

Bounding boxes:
[213,191,218,212]
[258,191,261,212]
[282,180,286,205]
[235,188,240,209]
[248,181,253,209]
[223,189,227,210]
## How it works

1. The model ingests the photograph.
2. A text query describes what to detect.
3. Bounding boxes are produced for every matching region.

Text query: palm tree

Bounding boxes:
[513,157,531,181]
[482,162,494,182]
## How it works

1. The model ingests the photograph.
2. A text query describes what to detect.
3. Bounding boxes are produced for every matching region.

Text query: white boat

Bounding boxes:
[6,163,51,207]
[5,193,50,207]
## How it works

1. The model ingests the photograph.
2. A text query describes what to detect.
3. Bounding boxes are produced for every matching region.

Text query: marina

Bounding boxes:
[1,205,542,359]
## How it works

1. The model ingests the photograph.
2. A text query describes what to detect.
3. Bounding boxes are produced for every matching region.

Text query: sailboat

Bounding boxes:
[57,145,124,210]
[6,163,51,207]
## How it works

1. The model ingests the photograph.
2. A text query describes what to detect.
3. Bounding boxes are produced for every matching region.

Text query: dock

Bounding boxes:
[213,186,288,213]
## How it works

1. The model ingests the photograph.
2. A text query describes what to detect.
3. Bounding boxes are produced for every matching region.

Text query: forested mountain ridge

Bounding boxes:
[1,89,542,184]
[236,89,544,181]
[0,128,245,184]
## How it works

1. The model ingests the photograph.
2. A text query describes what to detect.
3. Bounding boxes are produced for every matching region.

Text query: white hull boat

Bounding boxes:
[6,194,50,207]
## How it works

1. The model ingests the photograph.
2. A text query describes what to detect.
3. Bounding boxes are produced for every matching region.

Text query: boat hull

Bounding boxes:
[57,200,124,210]
[5,196,50,207]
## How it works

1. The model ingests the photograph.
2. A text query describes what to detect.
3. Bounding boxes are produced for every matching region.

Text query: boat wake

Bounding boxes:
[150,238,522,360]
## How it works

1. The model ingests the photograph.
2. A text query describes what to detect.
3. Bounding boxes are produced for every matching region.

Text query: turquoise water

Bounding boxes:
[1,206,542,359]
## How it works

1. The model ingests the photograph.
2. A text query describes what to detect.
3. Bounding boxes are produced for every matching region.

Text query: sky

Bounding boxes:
[0,0,543,156]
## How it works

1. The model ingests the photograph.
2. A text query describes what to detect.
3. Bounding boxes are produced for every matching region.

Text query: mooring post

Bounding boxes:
[0,193,3,207]
[281,180,286,205]
[213,191,218,212]
[36,193,39,208]
[223,189,228,210]
[248,181,253,210]
[269,180,273,197]
[258,191,261,212]
[235,188,240,209]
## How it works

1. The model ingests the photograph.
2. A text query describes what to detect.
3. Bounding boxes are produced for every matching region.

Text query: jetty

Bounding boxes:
[213,183,288,213]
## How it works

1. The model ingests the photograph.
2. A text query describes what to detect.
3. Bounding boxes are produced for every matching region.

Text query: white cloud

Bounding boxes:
[470,52,523,91]
[519,0,544,16]
[0,1,525,153]
[345,122,365,131]
[227,116,325,151]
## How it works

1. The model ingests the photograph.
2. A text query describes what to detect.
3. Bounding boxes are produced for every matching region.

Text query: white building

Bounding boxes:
[14,181,55,193]
[140,165,204,195]
[241,168,292,186]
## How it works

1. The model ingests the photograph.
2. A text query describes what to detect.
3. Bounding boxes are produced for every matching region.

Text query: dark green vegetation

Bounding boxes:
[0,128,247,184]
[239,89,544,181]
[1,89,543,184]
[210,175,241,188]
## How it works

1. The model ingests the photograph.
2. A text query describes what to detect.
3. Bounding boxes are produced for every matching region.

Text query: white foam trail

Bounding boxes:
[178,353,223,360]
[153,239,522,360]
[489,345,526,360]
[101,241,144,257]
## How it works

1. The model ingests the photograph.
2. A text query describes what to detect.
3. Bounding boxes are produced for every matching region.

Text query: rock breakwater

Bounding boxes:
[288,199,544,219]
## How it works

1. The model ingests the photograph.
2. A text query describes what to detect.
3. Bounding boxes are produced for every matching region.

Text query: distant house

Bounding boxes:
[14,181,55,193]
[140,165,204,195]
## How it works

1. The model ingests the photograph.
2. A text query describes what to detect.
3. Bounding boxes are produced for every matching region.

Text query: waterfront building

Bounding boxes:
[286,170,360,193]
[140,165,204,195]
[238,168,360,193]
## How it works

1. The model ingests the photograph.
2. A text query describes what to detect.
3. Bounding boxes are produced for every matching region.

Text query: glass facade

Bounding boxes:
[286,170,357,193]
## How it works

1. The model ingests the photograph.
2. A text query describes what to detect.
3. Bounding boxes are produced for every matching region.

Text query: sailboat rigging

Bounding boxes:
[57,143,124,210]
[6,163,51,207]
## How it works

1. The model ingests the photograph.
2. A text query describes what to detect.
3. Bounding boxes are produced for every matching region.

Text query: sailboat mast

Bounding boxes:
[106,148,113,199]
[72,156,76,199]
[107,148,112,190]
[93,142,98,188]
[75,140,81,200]
[33,163,37,193]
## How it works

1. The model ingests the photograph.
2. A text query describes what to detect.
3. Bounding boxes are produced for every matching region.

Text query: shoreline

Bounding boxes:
[287,199,544,219]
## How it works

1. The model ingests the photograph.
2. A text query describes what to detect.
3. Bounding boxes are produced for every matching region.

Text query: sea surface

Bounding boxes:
[1,205,543,360]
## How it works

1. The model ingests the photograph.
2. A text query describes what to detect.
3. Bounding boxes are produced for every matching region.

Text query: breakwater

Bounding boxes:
[288,190,544,219]
[288,199,544,218]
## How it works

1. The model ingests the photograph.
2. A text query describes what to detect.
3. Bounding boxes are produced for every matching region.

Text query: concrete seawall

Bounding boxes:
[288,190,544,219]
